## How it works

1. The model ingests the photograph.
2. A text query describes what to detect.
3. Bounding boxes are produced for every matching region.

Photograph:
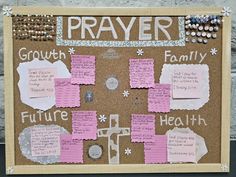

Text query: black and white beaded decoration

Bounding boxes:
[12,14,56,41]
[185,15,221,44]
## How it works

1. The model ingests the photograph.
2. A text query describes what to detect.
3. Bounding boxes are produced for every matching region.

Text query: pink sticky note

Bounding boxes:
[72,111,97,140]
[60,134,83,163]
[172,68,202,98]
[54,78,80,108]
[28,67,56,98]
[71,55,96,85]
[144,135,167,164]
[167,132,196,163]
[129,59,155,88]
[148,84,170,113]
[131,114,155,142]
[31,126,60,156]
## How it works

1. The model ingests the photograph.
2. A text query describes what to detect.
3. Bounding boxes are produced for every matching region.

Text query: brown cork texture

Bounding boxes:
[12,16,222,165]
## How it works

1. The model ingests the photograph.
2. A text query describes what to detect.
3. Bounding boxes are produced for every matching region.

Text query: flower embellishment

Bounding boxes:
[221,7,231,17]
[124,147,132,155]
[6,166,14,174]
[68,47,75,55]
[210,48,218,56]
[221,163,229,172]
[137,49,144,56]
[122,90,130,97]
[3,6,12,17]
[98,115,107,123]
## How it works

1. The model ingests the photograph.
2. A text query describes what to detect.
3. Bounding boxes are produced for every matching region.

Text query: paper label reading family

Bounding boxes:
[28,68,56,98]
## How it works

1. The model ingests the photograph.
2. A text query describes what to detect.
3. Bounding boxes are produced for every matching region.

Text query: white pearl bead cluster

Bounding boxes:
[12,14,55,41]
[185,15,221,44]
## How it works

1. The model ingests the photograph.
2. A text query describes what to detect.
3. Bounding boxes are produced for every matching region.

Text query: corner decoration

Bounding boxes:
[3,6,231,174]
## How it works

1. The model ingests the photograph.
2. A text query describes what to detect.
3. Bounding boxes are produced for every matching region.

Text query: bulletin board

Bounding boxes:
[4,7,231,174]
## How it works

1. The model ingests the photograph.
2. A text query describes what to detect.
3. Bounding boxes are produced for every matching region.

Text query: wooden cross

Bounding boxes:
[97,114,130,164]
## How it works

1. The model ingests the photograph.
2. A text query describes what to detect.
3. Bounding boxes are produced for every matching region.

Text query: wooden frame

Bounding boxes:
[4,6,231,174]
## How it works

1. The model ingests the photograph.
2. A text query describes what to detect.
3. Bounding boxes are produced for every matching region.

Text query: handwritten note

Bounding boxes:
[31,126,60,156]
[167,132,196,163]
[144,135,167,164]
[54,78,80,108]
[60,134,83,163]
[28,67,56,98]
[72,111,97,140]
[148,84,170,113]
[172,68,202,98]
[129,59,155,88]
[71,55,96,85]
[131,114,155,142]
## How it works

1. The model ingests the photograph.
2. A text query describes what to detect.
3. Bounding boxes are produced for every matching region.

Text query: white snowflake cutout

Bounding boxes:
[98,115,107,123]
[122,90,130,97]
[210,48,218,56]
[3,6,12,17]
[221,163,229,172]
[68,47,75,55]
[137,49,144,56]
[124,147,132,155]
[221,7,231,17]
[6,166,14,174]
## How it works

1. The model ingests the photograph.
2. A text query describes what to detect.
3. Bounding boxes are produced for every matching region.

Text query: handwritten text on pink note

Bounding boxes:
[60,134,83,163]
[131,114,155,142]
[148,84,170,113]
[172,68,202,98]
[144,135,167,164]
[28,67,56,98]
[31,126,60,156]
[54,78,80,108]
[129,59,155,88]
[72,111,97,140]
[167,132,196,163]
[71,55,96,85]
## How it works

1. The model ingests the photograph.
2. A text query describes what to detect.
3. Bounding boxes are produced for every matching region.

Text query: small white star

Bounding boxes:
[210,48,218,56]
[124,147,132,155]
[221,7,231,17]
[122,90,130,97]
[137,49,144,56]
[3,6,12,17]
[68,47,75,55]
[98,115,107,122]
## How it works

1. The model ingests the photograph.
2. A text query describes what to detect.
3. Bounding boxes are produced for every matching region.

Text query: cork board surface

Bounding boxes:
[12,15,222,165]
